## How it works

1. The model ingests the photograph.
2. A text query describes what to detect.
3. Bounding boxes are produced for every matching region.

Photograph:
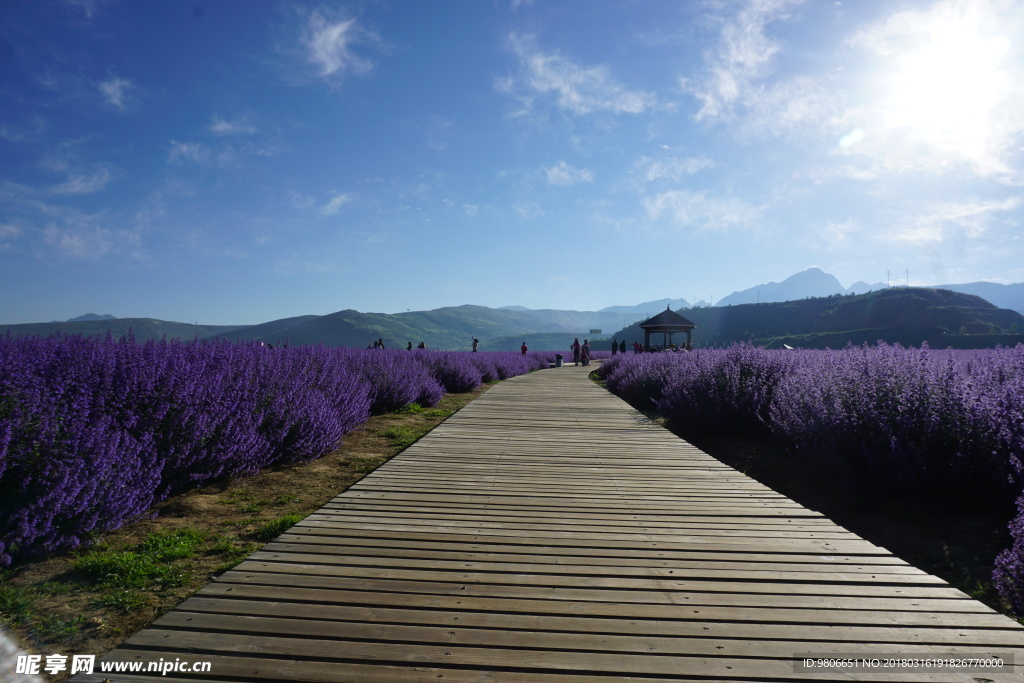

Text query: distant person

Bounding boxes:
[407,342,413,350]
[521,341,528,355]
[472,337,479,352]
[633,341,642,354]
[571,338,581,365]
[611,338,617,355]
[377,338,385,349]
[619,339,626,354]
[417,341,426,349]
[581,339,591,366]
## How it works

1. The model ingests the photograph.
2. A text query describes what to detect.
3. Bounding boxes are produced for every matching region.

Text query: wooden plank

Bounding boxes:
[260,540,917,568]
[236,553,942,584]
[198,578,1011,628]
[123,629,1018,682]
[154,610,1019,661]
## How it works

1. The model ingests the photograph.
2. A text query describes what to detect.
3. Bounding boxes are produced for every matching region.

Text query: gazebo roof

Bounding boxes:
[638,306,696,331]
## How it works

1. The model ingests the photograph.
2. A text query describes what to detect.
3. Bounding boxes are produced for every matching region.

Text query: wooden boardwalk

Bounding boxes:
[75,365,1024,682]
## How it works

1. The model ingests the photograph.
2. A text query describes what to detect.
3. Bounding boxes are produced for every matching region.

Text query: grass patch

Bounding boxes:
[222,518,263,528]
[424,408,452,419]
[94,589,147,613]
[397,403,424,414]
[74,551,177,589]
[252,514,304,543]
[74,529,208,589]
[382,425,418,448]
[34,614,88,641]
[0,584,35,627]
[137,529,208,561]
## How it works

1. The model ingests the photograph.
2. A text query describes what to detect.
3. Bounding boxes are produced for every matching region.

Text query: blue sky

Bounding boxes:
[2,0,1023,325]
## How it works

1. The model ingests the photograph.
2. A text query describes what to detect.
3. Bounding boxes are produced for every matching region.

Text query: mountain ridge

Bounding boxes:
[9,269,1023,349]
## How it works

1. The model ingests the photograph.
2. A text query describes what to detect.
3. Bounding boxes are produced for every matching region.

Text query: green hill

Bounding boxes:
[609,288,1024,350]
[212,305,614,350]
[1,318,247,343]
[5,288,1021,351]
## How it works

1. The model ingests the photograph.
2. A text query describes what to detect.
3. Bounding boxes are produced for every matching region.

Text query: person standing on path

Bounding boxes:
[619,339,626,354]
[581,339,591,366]
[521,341,528,355]
[472,337,479,352]
[611,338,617,355]
[571,338,581,365]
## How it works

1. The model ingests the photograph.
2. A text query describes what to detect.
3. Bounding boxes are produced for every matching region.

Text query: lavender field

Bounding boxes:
[597,343,1024,616]
[0,333,549,567]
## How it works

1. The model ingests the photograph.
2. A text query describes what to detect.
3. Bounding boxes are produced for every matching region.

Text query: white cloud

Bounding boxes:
[501,33,654,116]
[888,196,1022,246]
[65,0,112,19]
[813,219,861,251]
[51,167,112,195]
[0,181,143,259]
[0,117,46,143]
[0,223,22,248]
[546,161,593,186]
[98,75,133,110]
[643,190,761,232]
[167,140,271,167]
[301,11,372,81]
[168,141,209,165]
[680,0,841,141]
[321,192,353,216]
[462,204,479,217]
[685,0,805,122]
[210,116,257,136]
[633,155,713,183]
[514,201,545,220]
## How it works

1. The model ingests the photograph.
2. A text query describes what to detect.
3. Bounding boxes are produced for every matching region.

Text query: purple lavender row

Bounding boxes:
[596,342,1024,615]
[0,333,549,566]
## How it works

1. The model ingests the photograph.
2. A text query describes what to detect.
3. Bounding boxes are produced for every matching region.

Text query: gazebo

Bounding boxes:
[639,306,696,350]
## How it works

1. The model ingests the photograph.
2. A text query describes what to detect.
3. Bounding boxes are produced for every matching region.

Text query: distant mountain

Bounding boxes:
[2,318,246,343]
[930,281,1024,316]
[847,280,888,295]
[714,268,1024,315]
[597,298,689,315]
[65,313,116,322]
[716,268,847,306]
[606,288,1024,350]
[210,304,653,350]
[7,276,1023,351]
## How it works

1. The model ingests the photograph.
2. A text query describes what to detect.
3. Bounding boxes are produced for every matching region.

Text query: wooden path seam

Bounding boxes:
[73,365,1024,682]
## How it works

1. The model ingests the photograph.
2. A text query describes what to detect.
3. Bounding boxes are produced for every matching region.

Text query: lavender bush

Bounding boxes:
[0,336,547,565]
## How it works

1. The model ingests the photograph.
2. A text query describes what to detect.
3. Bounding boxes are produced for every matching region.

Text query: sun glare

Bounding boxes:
[882,13,1011,162]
